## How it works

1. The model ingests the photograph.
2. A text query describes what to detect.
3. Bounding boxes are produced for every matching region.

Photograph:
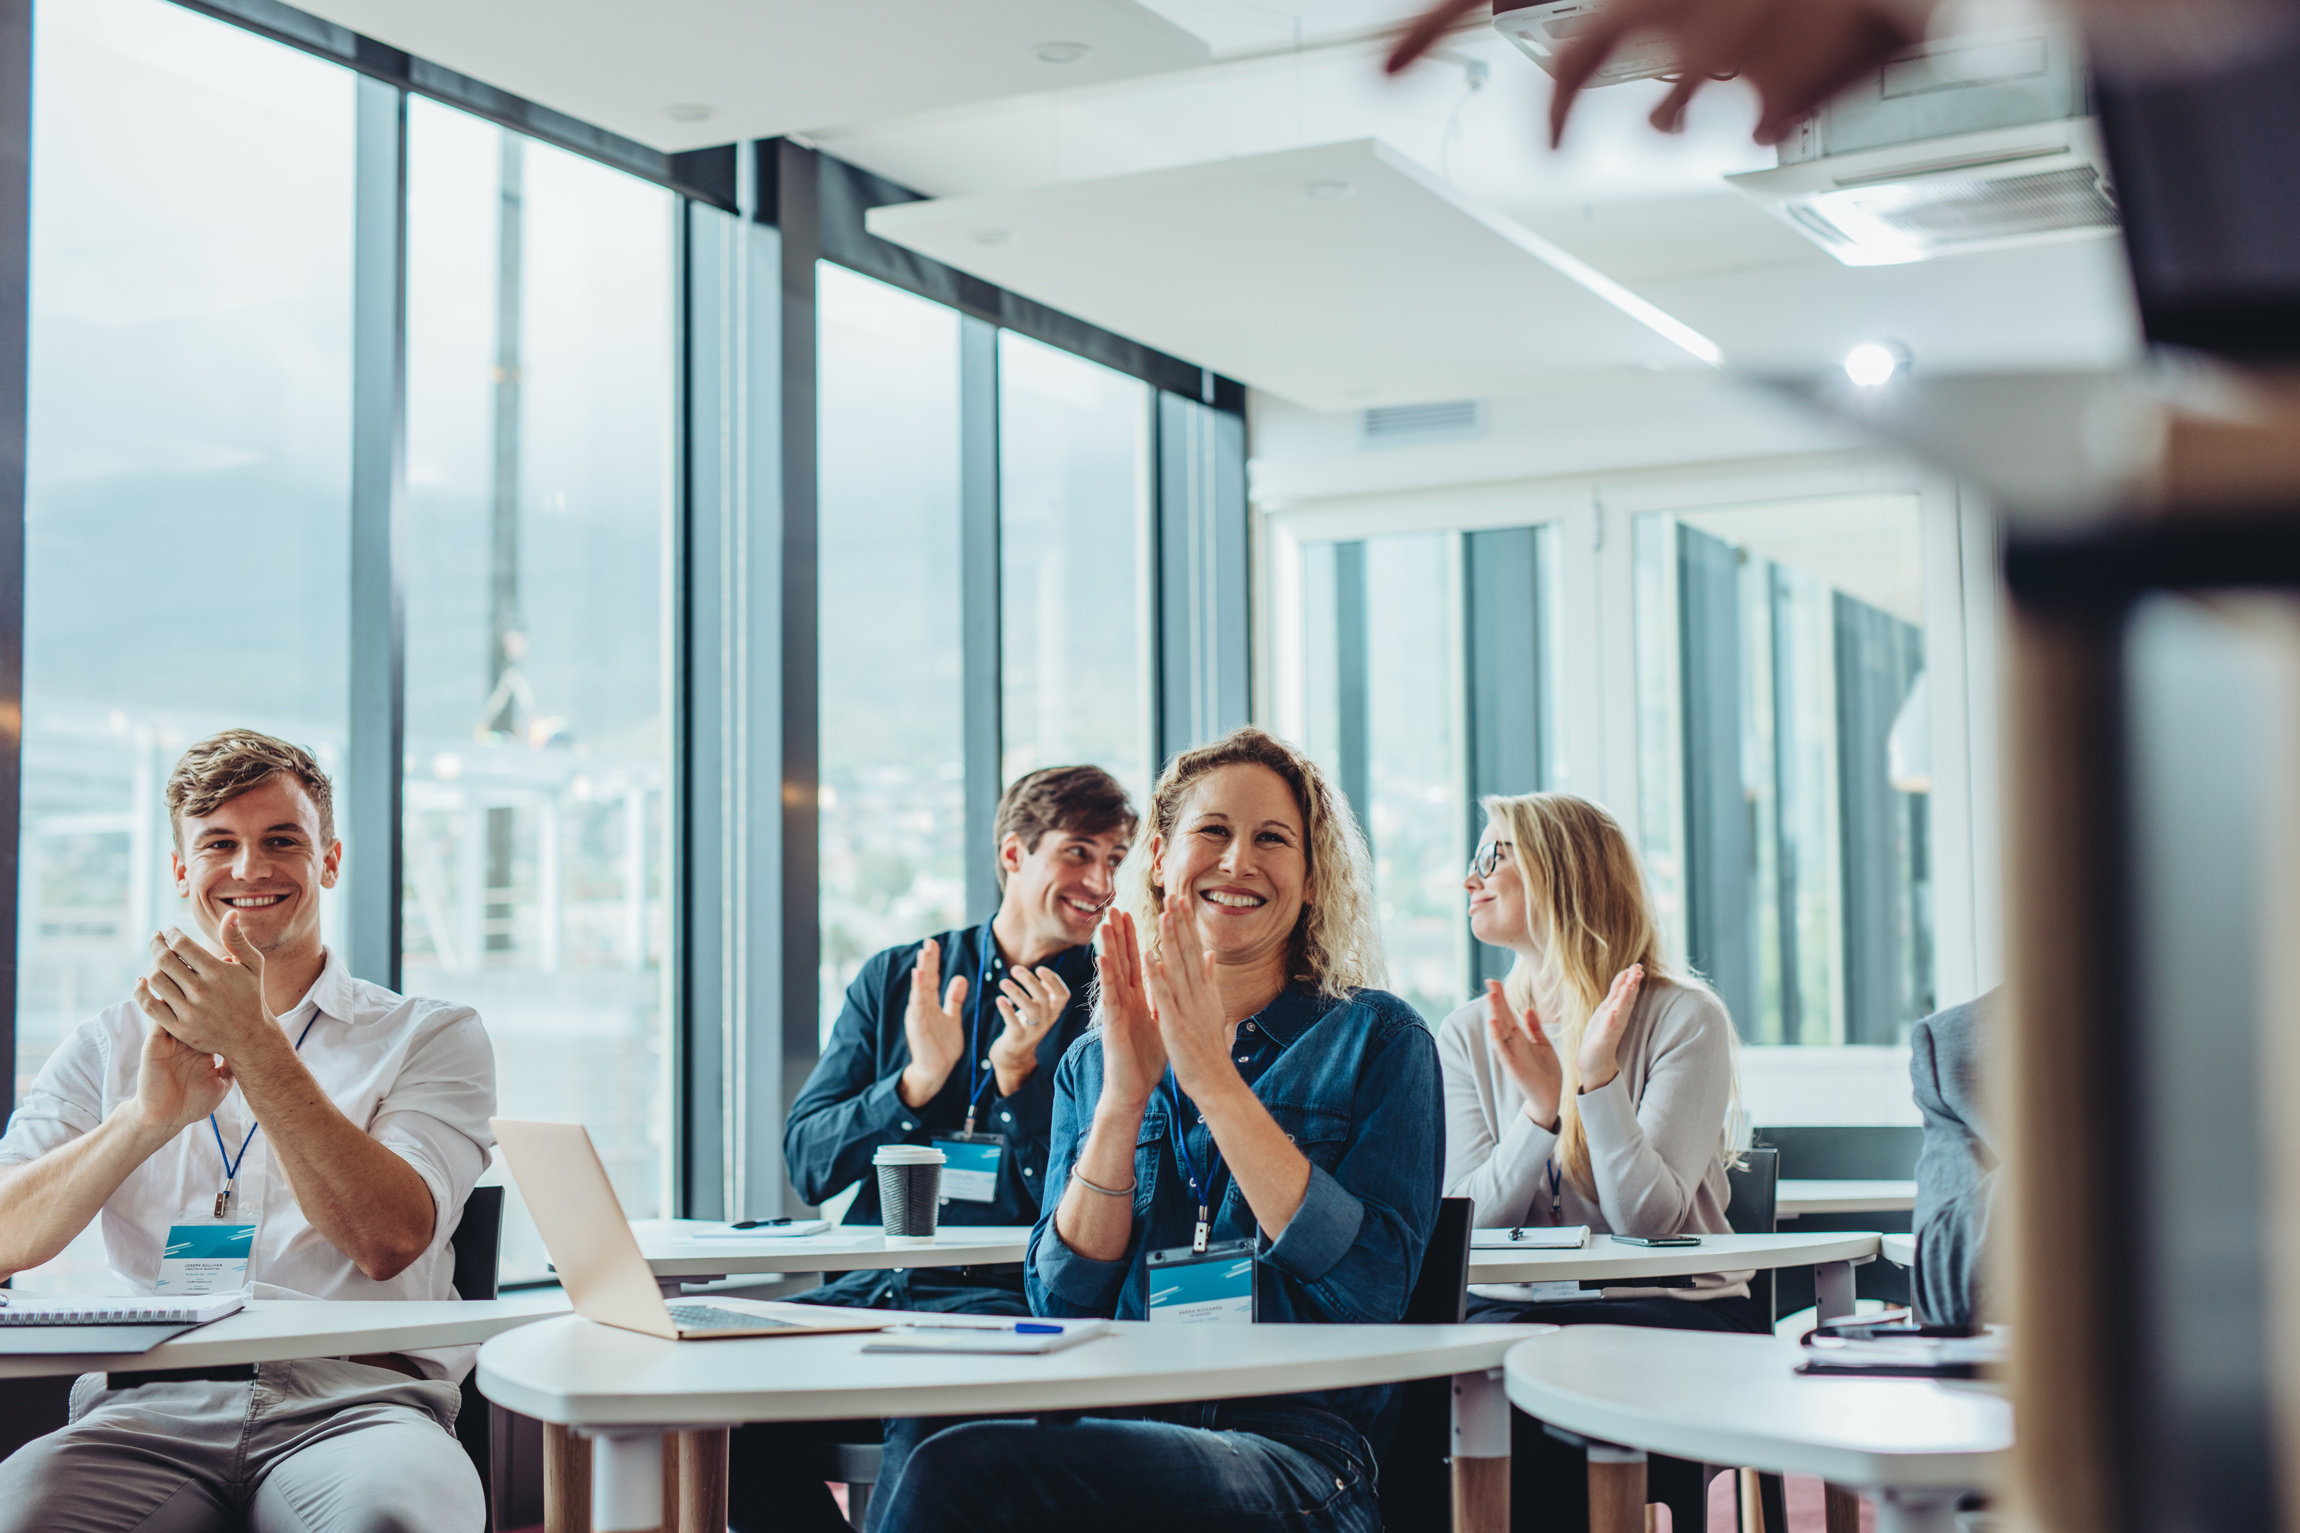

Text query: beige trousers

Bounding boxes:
[0,1356,484,1533]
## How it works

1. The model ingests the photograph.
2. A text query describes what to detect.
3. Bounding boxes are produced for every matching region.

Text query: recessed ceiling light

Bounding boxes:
[665,103,714,123]
[1843,342,1904,387]
[1035,41,1090,64]
[1304,179,1355,202]
[973,229,1014,247]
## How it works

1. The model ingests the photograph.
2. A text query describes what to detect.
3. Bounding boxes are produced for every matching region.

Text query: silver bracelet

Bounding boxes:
[1070,1169,1137,1198]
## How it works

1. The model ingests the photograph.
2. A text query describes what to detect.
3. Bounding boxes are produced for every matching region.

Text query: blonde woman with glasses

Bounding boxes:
[1448,791,1758,1329]
[1448,792,1758,1530]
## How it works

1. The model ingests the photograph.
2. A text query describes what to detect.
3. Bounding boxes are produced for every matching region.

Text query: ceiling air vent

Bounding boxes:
[1361,399,1486,448]
[1728,24,2117,265]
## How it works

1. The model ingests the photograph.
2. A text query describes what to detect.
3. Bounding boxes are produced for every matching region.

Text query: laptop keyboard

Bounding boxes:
[667,1302,789,1332]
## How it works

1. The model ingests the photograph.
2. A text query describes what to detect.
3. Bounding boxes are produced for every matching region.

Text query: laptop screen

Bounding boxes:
[2096,20,2300,358]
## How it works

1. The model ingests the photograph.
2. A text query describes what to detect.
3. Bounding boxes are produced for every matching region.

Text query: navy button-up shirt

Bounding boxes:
[1027,984,1443,1451]
[786,923,1095,1309]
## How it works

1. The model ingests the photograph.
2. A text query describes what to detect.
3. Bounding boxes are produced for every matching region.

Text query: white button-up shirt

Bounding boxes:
[0,949,496,1380]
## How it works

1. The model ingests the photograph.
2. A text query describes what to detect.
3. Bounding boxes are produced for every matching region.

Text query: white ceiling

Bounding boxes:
[290,0,1208,152]
[870,139,1706,411]
[304,0,2144,410]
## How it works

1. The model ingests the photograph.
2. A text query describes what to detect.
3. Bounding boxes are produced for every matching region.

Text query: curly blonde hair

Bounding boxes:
[1116,727,1384,1001]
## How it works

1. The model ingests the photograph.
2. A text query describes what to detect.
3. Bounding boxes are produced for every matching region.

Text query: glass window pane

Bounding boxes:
[1298,532,1465,1022]
[1633,497,1931,1044]
[16,0,355,1289]
[817,264,966,1041]
[403,99,675,1282]
[997,333,1154,806]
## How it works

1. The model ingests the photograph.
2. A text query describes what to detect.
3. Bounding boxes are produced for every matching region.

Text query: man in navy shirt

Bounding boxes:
[730,766,1134,1533]
[787,763,1135,1309]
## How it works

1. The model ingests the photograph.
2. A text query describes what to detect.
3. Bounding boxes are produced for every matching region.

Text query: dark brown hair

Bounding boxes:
[165,730,337,849]
[993,765,1138,889]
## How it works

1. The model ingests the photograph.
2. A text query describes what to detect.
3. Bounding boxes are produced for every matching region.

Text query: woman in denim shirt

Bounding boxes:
[873,727,1442,1533]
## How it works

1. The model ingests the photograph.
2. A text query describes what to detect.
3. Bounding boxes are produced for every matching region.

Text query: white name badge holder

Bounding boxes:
[1147,1237,1257,1324]
[158,1204,261,1295]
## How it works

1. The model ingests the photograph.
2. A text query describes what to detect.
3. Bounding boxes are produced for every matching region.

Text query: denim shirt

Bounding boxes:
[785,925,1095,1232]
[1027,985,1443,1451]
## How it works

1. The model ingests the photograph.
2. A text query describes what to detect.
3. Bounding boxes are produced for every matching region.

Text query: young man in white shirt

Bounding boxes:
[0,730,497,1533]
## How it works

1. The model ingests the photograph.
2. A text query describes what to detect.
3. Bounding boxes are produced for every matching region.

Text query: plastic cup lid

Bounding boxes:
[874,1145,946,1165]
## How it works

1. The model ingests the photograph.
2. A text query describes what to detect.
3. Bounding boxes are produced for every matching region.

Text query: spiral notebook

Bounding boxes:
[0,1294,245,1326]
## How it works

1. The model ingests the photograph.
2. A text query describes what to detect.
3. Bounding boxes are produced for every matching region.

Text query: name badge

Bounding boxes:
[157,1207,259,1295]
[1147,1238,1255,1324]
[932,1133,1005,1203]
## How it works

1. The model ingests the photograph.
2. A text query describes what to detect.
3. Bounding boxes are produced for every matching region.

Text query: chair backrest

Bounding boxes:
[452,1184,505,1302]
[1751,1125,1921,1181]
[1725,1147,1780,1235]
[1402,1197,1474,1325]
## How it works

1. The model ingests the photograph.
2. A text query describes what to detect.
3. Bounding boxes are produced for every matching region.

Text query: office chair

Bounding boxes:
[449,1184,506,1533]
[1376,1195,1475,1530]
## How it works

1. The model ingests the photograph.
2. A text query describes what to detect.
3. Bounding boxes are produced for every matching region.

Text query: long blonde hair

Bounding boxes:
[1117,727,1384,1000]
[1485,791,1731,1195]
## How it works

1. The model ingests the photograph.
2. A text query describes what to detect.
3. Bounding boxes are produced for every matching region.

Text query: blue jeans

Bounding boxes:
[872,1404,1382,1533]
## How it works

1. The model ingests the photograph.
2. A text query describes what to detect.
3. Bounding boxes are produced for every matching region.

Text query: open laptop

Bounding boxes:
[491,1118,885,1341]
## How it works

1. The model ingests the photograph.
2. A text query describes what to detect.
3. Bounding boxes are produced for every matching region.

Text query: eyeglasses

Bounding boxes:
[1466,840,1513,880]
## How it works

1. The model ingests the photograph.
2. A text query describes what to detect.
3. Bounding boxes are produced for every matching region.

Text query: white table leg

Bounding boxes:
[1872,1488,1960,1533]
[589,1427,666,1533]
[1813,1260,1857,1323]
[1450,1367,1510,1533]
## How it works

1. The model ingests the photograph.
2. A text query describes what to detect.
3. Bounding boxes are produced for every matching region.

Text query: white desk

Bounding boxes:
[0,1295,570,1381]
[479,1312,1551,1533]
[1778,1179,1917,1217]
[1503,1326,2010,1533]
[1882,1233,1916,1268]
[1469,1230,1881,1322]
[628,1221,1031,1282]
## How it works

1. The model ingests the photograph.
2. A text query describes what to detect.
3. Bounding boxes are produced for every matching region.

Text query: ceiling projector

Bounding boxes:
[1491,2,1679,85]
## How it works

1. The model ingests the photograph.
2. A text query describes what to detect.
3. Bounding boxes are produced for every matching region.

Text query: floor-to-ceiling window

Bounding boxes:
[401,98,676,1280]
[816,264,967,1041]
[1634,495,1932,1045]
[998,333,1155,808]
[14,0,356,1287]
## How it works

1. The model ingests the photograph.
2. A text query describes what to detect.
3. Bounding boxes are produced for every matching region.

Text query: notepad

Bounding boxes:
[862,1320,1109,1355]
[0,1294,244,1326]
[1471,1225,1590,1250]
[683,1221,835,1239]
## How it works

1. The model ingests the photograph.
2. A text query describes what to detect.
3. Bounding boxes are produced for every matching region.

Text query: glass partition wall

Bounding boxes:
[6,0,1250,1277]
[400,98,677,1278]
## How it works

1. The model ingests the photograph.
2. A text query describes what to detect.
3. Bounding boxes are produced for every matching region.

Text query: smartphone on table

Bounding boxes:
[1608,1234,1702,1247]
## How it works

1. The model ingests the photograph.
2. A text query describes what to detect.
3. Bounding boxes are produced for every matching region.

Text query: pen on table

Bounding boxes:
[728,1218,796,1229]
[896,1321,1065,1334]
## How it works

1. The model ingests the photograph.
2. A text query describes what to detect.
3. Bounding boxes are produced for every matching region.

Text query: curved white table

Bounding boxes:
[1882,1233,1916,1268]
[0,1296,570,1380]
[628,1221,1031,1283]
[1504,1326,2010,1533]
[1470,1230,1881,1322]
[479,1312,1553,1533]
[1778,1179,1917,1217]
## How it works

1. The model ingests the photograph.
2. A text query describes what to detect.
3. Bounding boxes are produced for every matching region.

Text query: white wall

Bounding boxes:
[1249,370,2003,1125]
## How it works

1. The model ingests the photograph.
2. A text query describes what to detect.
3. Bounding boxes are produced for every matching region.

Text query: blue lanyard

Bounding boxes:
[1164,1068,1226,1253]
[1546,1158,1563,1221]
[208,1011,320,1217]
[963,923,1001,1132]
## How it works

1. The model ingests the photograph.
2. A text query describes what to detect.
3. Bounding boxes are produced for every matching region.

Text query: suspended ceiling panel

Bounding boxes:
[290,0,1209,152]
[866,140,1712,411]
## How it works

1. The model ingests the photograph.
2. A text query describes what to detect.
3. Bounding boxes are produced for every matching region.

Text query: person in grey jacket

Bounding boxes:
[1910,990,1999,1329]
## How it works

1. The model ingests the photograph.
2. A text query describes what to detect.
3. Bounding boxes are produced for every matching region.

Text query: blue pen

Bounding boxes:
[1015,1323,1061,1334]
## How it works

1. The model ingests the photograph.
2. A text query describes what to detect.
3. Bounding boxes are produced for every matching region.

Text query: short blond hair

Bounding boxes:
[165,730,336,849]
[1117,727,1383,1001]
